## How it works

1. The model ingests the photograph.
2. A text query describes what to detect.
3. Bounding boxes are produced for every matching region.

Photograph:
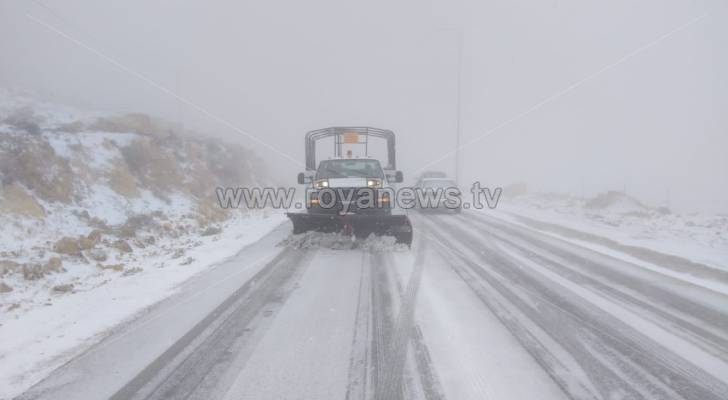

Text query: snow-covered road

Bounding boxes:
[16,213,728,400]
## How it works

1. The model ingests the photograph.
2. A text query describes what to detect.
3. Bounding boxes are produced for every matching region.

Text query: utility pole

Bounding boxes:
[454,29,463,187]
[431,28,464,186]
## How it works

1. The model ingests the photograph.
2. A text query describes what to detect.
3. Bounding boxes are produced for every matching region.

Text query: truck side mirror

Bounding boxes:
[297,172,306,184]
[395,171,404,183]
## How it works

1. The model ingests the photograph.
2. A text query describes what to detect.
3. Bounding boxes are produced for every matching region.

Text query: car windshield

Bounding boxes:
[316,159,384,179]
[423,179,458,188]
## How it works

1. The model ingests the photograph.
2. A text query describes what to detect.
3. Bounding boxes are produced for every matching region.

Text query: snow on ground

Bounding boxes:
[0,89,110,129]
[413,238,570,400]
[219,249,361,400]
[490,192,728,271]
[0,211,286,398]
[497,242,728,384]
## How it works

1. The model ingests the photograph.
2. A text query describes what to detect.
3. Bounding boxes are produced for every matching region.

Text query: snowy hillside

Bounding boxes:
[0,93,288,394]
[0,91,283,301]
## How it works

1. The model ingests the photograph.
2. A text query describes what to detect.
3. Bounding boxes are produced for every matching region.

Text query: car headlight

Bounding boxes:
[313,179,329,189]
[367,178,382,188]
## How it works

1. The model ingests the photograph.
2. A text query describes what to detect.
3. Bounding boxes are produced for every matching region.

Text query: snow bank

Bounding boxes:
[279,231,409,252]
[0,212,286,398]
[491,191,728,271]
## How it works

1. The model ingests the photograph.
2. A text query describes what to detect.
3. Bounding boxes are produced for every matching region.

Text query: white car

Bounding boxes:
[416,178,462,213]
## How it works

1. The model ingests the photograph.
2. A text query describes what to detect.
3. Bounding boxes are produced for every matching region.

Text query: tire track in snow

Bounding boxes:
[410,324,445,400]
[345,252,372,400]
[365,236,445,400]
[380,250,446,400]
[461,212,728,361]
[370,250,402,400]
[420,215,728,400]
[419,217,599,400]
[109,247,313,400]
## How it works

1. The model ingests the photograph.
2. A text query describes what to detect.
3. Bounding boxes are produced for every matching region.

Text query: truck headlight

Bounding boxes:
[313,179,329,189]
[367,179,382,188]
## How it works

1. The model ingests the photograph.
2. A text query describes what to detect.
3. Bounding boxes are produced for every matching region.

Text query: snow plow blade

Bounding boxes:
[286,213,413,246]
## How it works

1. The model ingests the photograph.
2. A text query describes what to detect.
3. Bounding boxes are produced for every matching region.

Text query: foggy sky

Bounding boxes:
[1,0,726,212]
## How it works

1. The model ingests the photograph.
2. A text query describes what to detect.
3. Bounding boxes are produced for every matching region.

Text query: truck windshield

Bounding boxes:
[316,159,384,179]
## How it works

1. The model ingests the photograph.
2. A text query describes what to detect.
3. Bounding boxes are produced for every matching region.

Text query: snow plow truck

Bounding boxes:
[286,127,413,246]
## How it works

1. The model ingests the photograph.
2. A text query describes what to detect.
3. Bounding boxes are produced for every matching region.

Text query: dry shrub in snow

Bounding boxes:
[120,138,181,196]
[52,284,74,293]
[0,183,46,218]
[97,263,124,272]
[200,226,222,236]
[0,260,21,276]
[0,134,74,203]
[108,159,140,198]
[53,237,82,256]
[89,113,168,137]
[112,240,133,253]
[0,281,13,293]
[86,248,108,262]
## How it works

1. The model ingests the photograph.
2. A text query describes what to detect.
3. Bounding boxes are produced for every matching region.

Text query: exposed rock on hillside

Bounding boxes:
[0,93,270,297]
